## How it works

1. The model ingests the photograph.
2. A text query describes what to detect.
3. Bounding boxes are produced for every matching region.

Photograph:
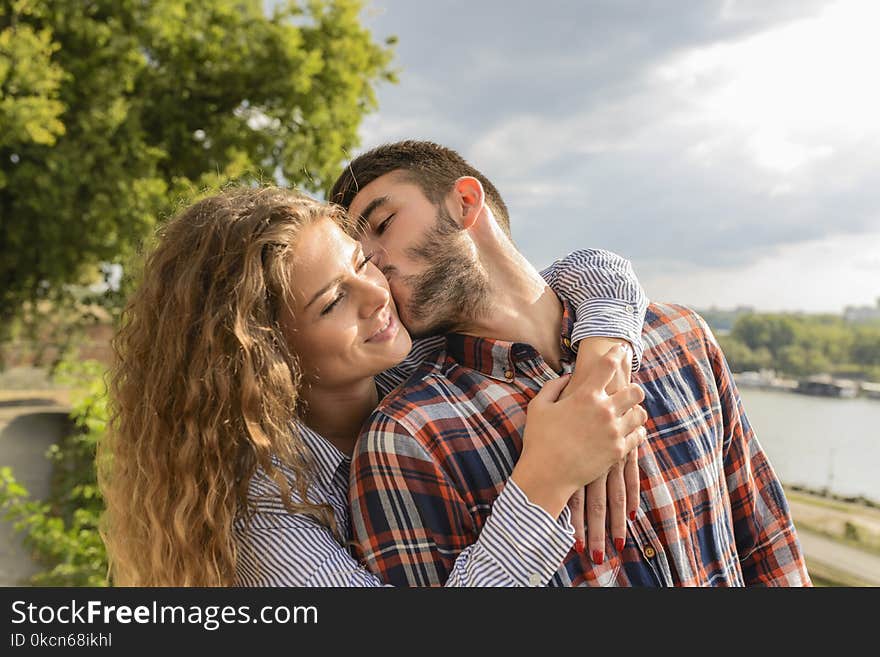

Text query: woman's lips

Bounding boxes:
[366,312,399,343]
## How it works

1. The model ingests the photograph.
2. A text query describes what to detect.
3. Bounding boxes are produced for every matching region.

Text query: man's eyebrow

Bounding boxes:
[303,245,363,310]
[356,195,390,233]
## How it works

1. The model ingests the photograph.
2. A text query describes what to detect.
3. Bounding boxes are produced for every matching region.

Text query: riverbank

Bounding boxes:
[734,371,880,401]
[784,485,880,586]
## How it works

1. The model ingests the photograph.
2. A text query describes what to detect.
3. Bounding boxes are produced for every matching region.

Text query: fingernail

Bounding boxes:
[574,539,585,554]
[591,550,604,565]
[614,537,625,552]
[629,510,636,521]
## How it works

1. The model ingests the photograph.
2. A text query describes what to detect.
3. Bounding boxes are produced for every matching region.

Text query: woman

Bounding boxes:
[99,186,647,586]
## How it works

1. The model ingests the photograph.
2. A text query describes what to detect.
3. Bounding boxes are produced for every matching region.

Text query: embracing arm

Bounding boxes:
[234,472,574,588]
[540,248,648,371]
[541,248,650,559]
[349,413,575,587]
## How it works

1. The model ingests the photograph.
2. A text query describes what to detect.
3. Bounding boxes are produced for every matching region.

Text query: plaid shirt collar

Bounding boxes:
[444,297,577,380]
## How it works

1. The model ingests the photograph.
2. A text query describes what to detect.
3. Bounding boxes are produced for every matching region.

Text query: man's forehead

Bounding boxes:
[351,170,416,207]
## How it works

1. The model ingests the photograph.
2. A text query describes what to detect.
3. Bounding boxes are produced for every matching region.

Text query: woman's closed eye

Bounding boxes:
[320,292,345,316]
[320,253,375,316]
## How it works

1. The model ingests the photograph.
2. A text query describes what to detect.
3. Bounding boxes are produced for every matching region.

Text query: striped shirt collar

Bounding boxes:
[444,298,577,381]
[297,421,351,493]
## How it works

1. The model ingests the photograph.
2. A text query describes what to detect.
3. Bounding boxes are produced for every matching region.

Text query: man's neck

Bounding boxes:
[455,247,564,371]
[300,378,379,456]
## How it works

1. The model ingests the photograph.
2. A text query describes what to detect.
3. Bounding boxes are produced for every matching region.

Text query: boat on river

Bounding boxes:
[794,375,859,399]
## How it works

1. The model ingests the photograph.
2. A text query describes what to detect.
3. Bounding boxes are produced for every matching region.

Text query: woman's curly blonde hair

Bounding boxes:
[99,186,348,586]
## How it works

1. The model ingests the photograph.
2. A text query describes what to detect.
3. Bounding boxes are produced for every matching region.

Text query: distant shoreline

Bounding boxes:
[785,482,879,509]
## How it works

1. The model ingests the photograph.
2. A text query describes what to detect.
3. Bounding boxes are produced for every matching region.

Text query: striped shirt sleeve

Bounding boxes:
[374,249,649,397]
[540,249,648,371]
[235,482,574,587]
[700,315,812,586]
[349,412,575,586]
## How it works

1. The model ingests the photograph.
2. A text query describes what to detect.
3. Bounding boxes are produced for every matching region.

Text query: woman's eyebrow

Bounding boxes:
[303,244,363,310]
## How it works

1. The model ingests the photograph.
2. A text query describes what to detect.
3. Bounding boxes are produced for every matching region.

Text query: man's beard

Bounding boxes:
[401,203,491,339]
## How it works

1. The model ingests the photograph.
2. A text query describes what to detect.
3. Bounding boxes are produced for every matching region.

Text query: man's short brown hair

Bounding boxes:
[328,140,511,237]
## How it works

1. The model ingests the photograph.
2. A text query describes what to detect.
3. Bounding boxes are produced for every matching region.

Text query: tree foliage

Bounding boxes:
[719,312,880,381]
[0,0,395,330]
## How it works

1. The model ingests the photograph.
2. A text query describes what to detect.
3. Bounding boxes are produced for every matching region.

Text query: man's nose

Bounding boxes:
[370,241,387,265]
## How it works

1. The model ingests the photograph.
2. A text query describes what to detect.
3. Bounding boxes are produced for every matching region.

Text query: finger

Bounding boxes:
[533,373,572,404]
[606,462,627,554]
[624,443,640,522]
[619,404,648,437]
[566,487,585,555]
[583,344,629,394]
[610,382,645,416]
[622,425,648,456]
[586,474,608,564]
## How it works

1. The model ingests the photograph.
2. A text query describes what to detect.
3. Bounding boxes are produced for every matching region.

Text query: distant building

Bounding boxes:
[844,298,880,324]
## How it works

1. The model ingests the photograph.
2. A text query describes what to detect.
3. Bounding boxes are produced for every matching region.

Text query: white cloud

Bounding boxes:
[355,0,880,310]
[639,230,880,313]
[659,0,880,174]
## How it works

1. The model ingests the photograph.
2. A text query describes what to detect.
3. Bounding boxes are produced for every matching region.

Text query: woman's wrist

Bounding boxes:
[510,458,572,519]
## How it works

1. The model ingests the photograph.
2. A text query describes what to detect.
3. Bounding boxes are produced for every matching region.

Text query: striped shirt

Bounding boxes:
[349,302,811,587]
[233,249,649,586]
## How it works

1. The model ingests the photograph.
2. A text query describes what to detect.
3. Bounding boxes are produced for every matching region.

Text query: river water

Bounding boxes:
[738,388,880,503]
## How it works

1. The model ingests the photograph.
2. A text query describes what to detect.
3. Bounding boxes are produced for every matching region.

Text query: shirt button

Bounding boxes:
[643,545,656,559]
[504,369,515,380]
[625,304,635,313]
[528,573,542,586]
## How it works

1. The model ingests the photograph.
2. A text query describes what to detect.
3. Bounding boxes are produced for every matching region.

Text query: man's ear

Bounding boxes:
[452,176,485,230]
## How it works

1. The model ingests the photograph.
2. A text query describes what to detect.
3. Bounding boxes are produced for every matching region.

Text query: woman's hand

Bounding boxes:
[511,344,647,522]
[564,337,644,562]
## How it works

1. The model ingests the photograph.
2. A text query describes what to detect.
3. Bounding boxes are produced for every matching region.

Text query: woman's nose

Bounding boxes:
[358,276,390,319]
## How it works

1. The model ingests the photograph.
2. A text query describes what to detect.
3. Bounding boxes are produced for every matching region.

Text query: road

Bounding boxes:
[796,527,880,586]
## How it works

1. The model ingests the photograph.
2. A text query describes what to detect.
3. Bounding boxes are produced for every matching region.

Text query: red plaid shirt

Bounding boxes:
[349,301,811,586]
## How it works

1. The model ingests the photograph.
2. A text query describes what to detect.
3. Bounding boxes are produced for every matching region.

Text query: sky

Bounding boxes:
[349,0,880,313]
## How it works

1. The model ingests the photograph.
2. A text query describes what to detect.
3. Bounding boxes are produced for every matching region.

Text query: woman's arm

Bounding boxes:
[540,248,649,562]
[233,480,574,587]
[540,248,648,370]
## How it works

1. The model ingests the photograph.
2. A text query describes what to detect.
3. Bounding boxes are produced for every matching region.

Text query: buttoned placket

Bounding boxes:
[512,336,672,587]
[626,508,673,586]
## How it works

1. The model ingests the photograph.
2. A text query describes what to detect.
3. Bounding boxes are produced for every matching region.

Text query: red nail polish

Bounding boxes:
[574,539,585,555]
[629,511,636,521]
[591,550,604,565]
[615,537,625,552]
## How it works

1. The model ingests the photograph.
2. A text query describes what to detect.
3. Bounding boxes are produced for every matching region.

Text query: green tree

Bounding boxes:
[731,314,797,357]
[716,335,772,373]
[852,328,880,367]
[1,0,395,333]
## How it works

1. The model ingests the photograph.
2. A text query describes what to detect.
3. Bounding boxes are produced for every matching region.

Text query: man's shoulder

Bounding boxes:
[640,302,717,366]
[643,302,713,337]
[367,345,463,437]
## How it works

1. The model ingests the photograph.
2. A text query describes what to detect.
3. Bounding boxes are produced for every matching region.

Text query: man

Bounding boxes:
[330,140,810,586]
